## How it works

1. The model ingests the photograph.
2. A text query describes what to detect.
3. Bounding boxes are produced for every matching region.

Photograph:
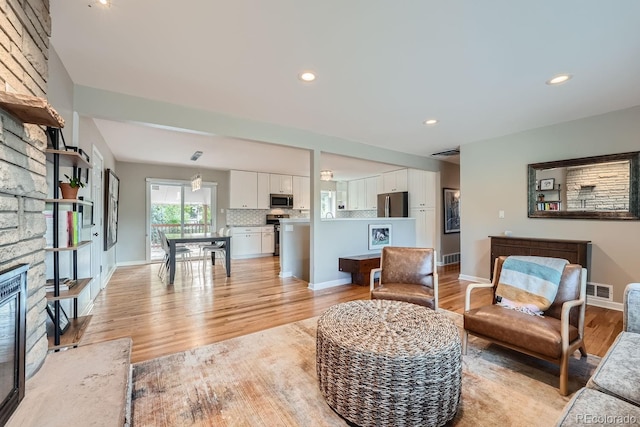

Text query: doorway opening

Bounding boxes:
[146,180,217,261]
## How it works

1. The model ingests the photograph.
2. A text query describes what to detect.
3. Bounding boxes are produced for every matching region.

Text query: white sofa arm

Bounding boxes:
[624,283,640,333]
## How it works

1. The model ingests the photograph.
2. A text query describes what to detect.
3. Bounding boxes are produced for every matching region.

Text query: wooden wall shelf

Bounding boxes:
[46,278,92,301]
[0,91,64,127]
[47,315,92,350]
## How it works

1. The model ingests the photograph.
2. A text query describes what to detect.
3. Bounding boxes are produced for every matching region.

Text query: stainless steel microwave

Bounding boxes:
[270,194,293,208]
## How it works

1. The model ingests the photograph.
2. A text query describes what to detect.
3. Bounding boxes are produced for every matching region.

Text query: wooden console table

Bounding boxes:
[339,254,381,286]
[489,236,591,279]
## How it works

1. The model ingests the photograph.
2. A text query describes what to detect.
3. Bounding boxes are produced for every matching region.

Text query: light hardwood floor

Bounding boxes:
[81,257,623,363]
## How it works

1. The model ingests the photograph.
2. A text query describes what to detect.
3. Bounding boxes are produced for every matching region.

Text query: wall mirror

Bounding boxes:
[528,152,640,220]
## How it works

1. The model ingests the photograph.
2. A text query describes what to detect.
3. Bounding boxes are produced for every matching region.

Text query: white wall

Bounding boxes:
[310,218,416,289]
[115,161,229,263]
[460,105,640,304]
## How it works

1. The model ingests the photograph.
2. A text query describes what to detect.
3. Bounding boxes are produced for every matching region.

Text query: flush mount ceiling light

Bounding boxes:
[88,0,110,7]
[423,119,439,126]
[299,71,316,82]
[546,74,572,85]
[320,170,333,181]
[190,151,203,161]
[191,174,202,192]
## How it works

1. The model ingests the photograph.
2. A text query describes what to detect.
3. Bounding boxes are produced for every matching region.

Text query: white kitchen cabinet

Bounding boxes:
[261,227,275,254]
[230,227,262,258]
[365,175,382,210]
[412,207,436,248]
[270,174,293,194]
[257,172,270,209]
[229,170,258,209]
[383,169,408,193]
[408,169,436,208]
[292,176,310,210]
[348,179,366,210]
[336,181,348,210]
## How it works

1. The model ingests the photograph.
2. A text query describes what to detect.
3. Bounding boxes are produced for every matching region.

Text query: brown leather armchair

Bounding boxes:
[463,256,587,395]
[369,247,438,310]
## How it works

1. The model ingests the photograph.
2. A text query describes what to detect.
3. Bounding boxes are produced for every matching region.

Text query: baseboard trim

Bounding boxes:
[308,278,352,291]
[102,265,117,288]
[117,260,148,267]
[458,274,491,284]
[279,271,293,278]
[586,298,623,311]
[80,301,94,317]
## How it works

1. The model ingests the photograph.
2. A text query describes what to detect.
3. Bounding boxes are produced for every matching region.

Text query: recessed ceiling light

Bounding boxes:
[423,119,439,126]
[299,71,316,82]
[546,74,572,85]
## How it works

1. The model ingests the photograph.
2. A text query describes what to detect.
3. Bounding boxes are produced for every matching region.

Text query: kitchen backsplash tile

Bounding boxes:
[336,210,376,218]
[226,209,309,226]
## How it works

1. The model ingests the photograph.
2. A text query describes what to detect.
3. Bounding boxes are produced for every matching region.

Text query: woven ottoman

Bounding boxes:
[316,299,461,427]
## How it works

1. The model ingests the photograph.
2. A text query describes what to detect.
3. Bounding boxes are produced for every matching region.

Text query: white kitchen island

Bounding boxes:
[279,217,416,289]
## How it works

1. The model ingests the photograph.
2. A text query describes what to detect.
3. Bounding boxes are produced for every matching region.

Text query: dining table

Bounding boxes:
[165,232,231,284]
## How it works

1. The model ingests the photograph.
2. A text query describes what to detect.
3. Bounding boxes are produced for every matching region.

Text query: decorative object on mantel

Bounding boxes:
[0,91,64,127]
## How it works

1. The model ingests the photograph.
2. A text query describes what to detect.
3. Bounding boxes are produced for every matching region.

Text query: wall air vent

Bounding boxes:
[586,282,612,301]
[431,148,460,157]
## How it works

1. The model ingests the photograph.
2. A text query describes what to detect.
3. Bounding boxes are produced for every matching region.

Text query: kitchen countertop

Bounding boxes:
[228,224,270,227]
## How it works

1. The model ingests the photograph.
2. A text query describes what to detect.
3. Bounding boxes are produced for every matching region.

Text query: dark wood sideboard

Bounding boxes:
[338,254,381,286]
[489,236,591,279]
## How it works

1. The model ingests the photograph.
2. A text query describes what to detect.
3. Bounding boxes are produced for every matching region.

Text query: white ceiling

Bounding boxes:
[50,1,640,179]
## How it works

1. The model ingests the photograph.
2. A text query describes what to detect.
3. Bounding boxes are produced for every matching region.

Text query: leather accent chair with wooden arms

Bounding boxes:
[463,256,587,396]
[369,247,438,310]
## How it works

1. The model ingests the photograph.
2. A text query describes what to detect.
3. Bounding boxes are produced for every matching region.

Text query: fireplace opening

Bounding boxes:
[0,264,28,426]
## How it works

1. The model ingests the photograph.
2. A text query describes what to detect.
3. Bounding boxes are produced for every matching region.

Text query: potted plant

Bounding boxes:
[59,174,85,199]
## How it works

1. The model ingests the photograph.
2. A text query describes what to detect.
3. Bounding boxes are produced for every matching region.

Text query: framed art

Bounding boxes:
[368,224,392,250]
[540,178,555,190]
[443,188,461,234]
[78,196,93,228]
[46,301,70,335]
[104,168,120,250]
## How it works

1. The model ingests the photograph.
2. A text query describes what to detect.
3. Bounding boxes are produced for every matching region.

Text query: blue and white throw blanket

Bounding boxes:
[495,256,569,316]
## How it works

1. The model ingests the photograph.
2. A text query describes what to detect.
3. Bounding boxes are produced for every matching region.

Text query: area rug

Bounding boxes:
[131,311,600,426]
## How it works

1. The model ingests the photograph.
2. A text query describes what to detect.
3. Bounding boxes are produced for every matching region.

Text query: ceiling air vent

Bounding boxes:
[431,148,460,157]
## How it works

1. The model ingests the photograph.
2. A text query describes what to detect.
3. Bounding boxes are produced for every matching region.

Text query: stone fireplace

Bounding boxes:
[0,0,54,390]
[0,264,28,425]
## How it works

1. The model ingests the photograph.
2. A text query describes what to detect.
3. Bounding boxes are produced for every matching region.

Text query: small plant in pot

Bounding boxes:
[59,174,85,199]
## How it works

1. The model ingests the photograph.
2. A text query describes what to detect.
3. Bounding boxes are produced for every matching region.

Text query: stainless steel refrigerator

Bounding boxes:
[377,191,409,217]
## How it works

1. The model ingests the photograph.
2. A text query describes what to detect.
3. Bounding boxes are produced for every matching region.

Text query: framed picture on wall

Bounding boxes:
[368,224,392,250]
[540,178,555,190]
[104,169,120,250]
[443,188,461,234]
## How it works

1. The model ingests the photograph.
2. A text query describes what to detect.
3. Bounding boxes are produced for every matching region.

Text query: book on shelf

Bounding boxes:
[536,201,562,211]
[44,210,69,248]
[67,211,80,246]
[45,278,78,292]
